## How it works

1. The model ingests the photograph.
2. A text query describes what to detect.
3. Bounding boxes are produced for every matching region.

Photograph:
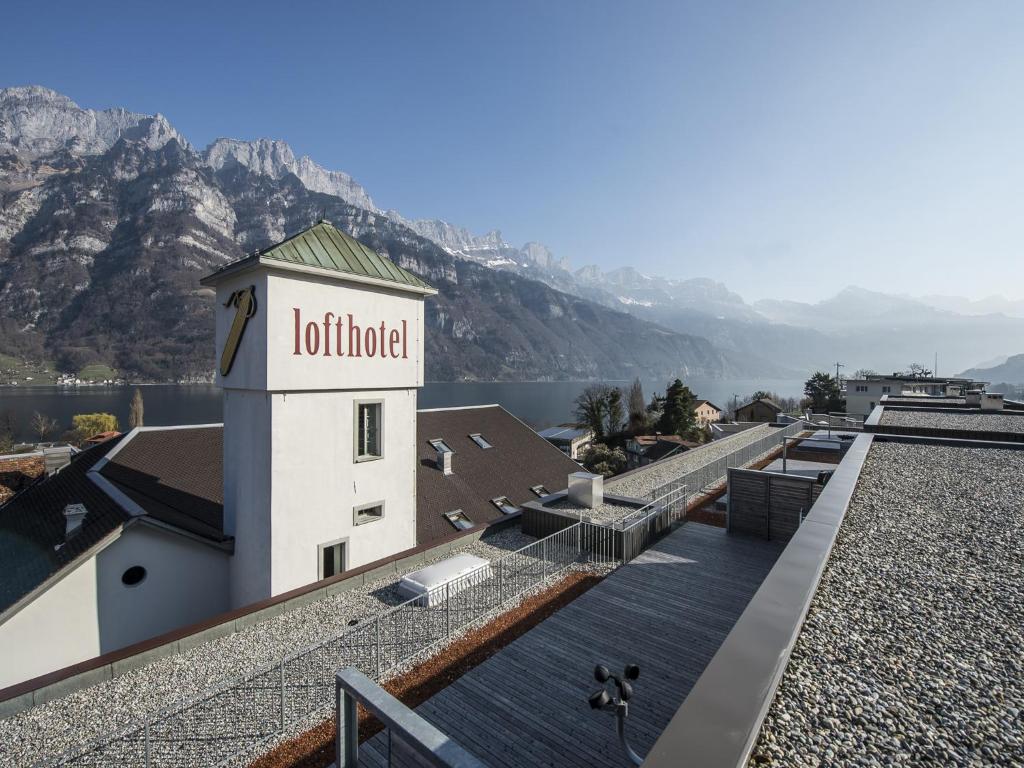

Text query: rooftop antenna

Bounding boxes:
[587,662,644,766]
[834,361,844,386]
[318,207,328,224]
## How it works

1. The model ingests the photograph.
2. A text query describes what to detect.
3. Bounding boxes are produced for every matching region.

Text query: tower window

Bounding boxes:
[354,501,384,526]
[355,401,383,461]
[319,539,347,579]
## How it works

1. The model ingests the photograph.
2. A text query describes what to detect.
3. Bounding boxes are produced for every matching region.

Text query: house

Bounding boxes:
[83,431,121,445]
[735,397,783,422]
[843,374,985,417]
[625,434,697,469]
[0,220,582,690]
[536,425,593,459]
[693,400,722,426]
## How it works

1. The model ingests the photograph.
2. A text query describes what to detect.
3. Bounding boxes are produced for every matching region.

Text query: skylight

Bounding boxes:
[430,438,454,453]
[444,509,474,530]
[490,496,519,515]
[469,433,492,449]
[530,484,550,497]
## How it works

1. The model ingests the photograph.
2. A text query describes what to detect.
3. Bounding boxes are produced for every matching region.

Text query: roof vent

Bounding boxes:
[568,472,603,509]
[438,449,453,476]
[980,392,1004,412]
[63,503,88,537]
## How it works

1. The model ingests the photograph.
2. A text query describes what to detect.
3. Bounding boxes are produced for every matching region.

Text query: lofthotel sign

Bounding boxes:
[291,308,409,360]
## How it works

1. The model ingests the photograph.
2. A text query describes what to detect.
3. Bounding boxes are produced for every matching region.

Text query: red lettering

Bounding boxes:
[348,314,361,357]
[379,322,388,358]
[335,317,344,357]
[364,326,378,357]
[389,329,401,358]
[322,312,334,357]
[402,319,408,359]
[293,308,302,355]
[305,322,320,356]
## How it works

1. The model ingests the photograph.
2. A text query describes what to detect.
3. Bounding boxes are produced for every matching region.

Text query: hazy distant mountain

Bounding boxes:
[0,86,727,382]
[959,353,1024,384]
[920,294,1024,318]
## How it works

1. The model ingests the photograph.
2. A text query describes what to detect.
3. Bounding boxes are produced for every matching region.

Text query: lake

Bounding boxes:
[0,378,805,443]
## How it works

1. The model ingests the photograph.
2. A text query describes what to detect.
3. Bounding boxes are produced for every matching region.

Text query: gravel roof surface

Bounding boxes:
[547,497,643,525]
[879,410,1024,435]
[0,526,537,767]
[751,441,1024,766]
[607,423,778,498]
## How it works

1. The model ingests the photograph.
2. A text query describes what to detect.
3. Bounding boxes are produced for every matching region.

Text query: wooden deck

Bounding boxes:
[360,523,785,767]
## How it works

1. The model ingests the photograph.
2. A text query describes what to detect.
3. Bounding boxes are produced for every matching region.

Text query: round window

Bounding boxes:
[121,566,147,587]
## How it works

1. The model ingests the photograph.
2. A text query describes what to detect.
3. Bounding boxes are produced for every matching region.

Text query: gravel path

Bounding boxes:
[547,497,643,525]
[607,423,778,498]
[0,527,537,767]
[750,441,1024,766]
[880,409,1024,435]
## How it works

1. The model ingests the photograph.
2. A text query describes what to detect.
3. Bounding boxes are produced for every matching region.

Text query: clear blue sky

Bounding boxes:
[2,0,1022,302]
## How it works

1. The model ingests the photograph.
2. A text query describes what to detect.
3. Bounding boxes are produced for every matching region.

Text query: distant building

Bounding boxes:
[693,400,723,427]
[625,434,697,469]
[83,431,121,445]
[710,422,761,440]
[537,425,593,459]
[844,374,985,417]
[735,397,783,422]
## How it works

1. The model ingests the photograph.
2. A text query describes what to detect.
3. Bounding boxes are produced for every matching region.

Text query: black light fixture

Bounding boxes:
[586,662,644,766]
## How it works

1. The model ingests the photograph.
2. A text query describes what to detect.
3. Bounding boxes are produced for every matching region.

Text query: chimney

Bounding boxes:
[437,449,453,476]
[43,445,73,476]
[980,393,1004,412]
[63,503,87,537]
[966,389,982,406]
[568,471,603,508]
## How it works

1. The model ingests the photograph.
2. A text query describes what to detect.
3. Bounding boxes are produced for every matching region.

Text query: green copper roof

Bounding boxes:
[261,220,433,291]
[203,220,434,292]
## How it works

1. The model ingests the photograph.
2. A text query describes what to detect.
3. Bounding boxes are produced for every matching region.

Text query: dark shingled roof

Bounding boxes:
[98,426,226,542]
[0,439,130,614]
[0,427,230,616]
[416,406,582,546]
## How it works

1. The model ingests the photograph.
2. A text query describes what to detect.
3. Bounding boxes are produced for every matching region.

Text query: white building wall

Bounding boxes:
[0,556,100,688]
[95,524,230,652]
[214,263,428,608]
[268,388,418,594]
[0,523,229,689]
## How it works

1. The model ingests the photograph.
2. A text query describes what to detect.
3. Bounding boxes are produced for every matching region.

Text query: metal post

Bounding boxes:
[335,676,359,768]
[543,538,548,581]
[445,581,450,638]
[144,720,151,768]
[375,615,382,679]
[280,659,286,731]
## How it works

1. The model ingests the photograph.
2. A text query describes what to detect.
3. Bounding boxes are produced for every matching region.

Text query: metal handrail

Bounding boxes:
[335,668,486,767]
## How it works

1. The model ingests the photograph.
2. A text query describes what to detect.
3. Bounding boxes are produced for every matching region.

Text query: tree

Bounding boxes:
[804,372,843,412]
[906,363,932,379]
[574,385,610,441]
[851,368,878,379]
[657,378,698,439]
[72,413,119,440]
[627,378,647,434]
[128,388,145,428]
[605,387,625,437]
[0,410,15,453]
[751,390,773,401]
[579,443,627,478]
[31,411,59,443]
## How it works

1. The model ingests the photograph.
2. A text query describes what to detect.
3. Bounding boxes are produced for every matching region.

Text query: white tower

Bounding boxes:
[201,221,437,608]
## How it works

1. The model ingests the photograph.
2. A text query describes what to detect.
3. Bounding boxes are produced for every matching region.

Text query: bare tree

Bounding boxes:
[128,388,145,428]
[31,411,58,443]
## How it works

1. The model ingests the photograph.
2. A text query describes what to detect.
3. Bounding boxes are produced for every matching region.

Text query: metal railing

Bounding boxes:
[825,412,865,437]
[335,667,486,768]
[618,483,689,562]
[45,521,618,768]
[618,422,807,525]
